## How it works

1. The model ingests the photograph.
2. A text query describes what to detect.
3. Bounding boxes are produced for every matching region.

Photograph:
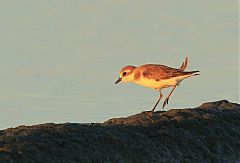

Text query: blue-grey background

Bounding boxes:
[0,1,238,129]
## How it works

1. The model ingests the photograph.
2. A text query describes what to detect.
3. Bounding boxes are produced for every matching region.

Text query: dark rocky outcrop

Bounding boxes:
[0,100,240,163]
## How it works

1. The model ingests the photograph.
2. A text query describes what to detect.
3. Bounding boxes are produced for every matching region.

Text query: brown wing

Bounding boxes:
[140,64,187,80]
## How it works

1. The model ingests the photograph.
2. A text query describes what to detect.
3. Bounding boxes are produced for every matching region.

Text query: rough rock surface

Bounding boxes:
[0,100,240,163]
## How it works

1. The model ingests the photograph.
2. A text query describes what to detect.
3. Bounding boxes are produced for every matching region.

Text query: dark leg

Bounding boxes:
[162,85,177,109]
[151,89,163,112]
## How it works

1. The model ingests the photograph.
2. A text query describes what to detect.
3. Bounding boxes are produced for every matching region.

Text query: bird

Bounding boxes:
[115,57,200,112]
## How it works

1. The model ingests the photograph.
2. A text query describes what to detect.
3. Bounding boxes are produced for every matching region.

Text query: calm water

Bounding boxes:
[0,1,239,129]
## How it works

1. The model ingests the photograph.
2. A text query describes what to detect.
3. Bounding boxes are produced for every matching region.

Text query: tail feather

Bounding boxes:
[181,70,200,79]
[192,73,200,76]
[179,57,188,71]
[184,70,200,76]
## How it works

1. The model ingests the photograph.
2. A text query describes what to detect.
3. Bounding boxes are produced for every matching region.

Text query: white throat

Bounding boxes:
[121,73,134,83]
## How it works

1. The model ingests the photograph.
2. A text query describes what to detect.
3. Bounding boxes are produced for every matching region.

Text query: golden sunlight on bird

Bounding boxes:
[115,57,200,111]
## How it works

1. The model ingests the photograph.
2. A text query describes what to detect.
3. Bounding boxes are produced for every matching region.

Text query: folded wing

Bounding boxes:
[140,64,197,81]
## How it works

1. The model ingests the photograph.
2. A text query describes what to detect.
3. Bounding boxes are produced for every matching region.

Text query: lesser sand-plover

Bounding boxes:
[115,57,200,111]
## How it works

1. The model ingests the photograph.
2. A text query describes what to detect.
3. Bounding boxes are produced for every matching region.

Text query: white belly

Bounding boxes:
[134,75,190,89]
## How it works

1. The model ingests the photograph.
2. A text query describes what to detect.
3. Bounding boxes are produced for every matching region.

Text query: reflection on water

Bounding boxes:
[0,1,238,129]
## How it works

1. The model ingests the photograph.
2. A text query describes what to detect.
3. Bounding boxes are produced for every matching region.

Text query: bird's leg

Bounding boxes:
[162,85,177,109]
[151,89,163,112]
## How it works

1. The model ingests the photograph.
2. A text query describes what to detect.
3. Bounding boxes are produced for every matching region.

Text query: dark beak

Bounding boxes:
[115,78,122,84]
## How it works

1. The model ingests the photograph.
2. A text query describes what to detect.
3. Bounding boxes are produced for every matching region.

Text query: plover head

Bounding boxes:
[115,65,136,84]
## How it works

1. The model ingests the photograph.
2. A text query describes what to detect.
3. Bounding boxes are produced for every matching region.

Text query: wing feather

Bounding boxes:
[139,64,186,80]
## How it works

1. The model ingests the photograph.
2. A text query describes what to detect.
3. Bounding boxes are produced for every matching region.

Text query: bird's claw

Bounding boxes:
[162,97,169,109]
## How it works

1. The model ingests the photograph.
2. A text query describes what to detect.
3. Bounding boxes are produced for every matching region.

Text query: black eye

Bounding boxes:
[123,72,127,76]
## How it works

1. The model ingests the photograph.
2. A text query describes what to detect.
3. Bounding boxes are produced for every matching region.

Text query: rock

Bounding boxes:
[0,100,240,162]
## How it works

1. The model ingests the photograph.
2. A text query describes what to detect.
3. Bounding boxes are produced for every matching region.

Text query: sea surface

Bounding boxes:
[0,1,238,129]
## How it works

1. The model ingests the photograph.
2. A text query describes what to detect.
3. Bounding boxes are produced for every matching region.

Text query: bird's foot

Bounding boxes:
[162,97,169,109]
[145,110,154,116]
[151,108,155,113]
